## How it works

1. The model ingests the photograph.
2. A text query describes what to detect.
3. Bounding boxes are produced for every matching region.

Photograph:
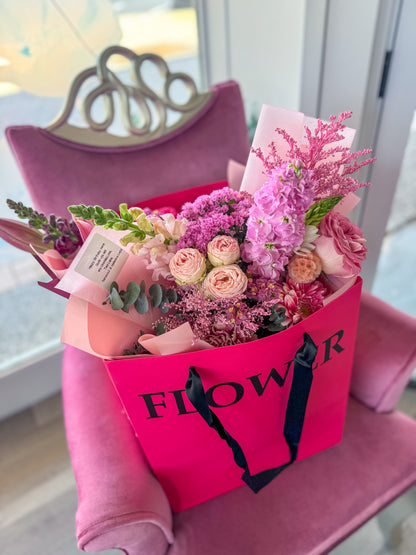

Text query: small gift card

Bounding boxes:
[73,232,128,290]
[57,227,158,330]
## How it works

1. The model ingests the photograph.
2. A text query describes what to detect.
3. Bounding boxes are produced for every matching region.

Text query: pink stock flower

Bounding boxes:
[169,248,207,285]
[276,278,327,325]
[287,252,323,284]
[242,162,315,279]
[203,264,248,299]
[207,235,240,266]
[314,211,367,278]
[131,234,176,281]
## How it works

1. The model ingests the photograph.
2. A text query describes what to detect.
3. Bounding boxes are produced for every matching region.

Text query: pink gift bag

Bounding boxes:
[106,277,362,512]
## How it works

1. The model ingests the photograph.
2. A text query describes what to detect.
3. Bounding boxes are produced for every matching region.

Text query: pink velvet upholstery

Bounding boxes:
[6,81,249,217]
[170,398,416,555]
[7,71,416,554]
[6,77,251,553]
[62,347,173,554]
[350,290,416,412]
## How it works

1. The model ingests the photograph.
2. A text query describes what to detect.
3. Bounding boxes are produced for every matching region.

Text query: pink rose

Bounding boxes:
[207,235,240,266]
[203,264,248,299]
[169,248,206,285]
[314,211,367,278]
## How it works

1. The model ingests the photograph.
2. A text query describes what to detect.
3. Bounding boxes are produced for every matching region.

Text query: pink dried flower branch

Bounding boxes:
[253,112,376,200]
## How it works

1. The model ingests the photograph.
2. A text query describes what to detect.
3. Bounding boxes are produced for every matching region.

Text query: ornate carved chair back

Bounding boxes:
[6,45,249,217]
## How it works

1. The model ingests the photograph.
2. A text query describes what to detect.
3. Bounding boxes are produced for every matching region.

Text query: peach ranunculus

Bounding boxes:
[287,252,322,284]
[169,248,207,285]
[314,211,367,279]
[207,235,241,266]
[203,264,248,299]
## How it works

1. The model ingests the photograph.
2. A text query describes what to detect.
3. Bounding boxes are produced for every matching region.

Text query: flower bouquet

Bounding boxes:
[2,105,374,511]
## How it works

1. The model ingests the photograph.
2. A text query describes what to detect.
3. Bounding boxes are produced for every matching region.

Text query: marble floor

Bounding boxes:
[0,388,415,555]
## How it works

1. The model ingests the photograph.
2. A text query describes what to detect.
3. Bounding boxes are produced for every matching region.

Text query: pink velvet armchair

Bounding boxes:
[6,47,416,554]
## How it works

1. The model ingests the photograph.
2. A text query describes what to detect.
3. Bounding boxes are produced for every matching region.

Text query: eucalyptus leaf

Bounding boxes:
[135,293,149,315]
[109,281,119,292]
[123,281,141,306]
[108,288,124,310]
[149,283,163,308]
[159,302,170,314]
[166,289,177,303]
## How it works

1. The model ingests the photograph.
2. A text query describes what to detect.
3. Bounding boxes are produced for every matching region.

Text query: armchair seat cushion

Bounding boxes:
[62,346,174,554]
[350,290,416,412]
[170,398,416,555]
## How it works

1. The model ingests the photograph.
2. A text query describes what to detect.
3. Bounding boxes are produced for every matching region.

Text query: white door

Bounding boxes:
[358,0,416,315]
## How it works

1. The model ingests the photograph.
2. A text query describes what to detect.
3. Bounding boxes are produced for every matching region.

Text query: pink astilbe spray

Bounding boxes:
[252,112,376,200]
[156,288,275,346]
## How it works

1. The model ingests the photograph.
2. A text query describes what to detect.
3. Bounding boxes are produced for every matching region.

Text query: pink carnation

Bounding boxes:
[314,211,367,279]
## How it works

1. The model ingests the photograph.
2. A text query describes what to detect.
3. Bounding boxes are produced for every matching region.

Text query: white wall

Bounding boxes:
[197,0,307,119]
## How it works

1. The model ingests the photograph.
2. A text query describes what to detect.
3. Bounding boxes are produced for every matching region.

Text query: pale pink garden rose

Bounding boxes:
[287,251,322,284]
[207,235,240,266]
[169,248,207,285]
[203,264,248,299]
[314,211,367,279]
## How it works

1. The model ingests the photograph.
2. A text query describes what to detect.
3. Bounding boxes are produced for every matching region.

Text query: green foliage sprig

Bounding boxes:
[266,306,288,332]
[304,196,342,226]
[7,199,49,229]
[104,280,177,315]
[68,203,155,244]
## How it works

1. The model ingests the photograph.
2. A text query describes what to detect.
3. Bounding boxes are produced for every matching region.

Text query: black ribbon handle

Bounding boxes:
[185,332,318,493]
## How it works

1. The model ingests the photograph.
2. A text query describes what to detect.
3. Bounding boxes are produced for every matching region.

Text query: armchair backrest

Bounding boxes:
[6,47,249,217]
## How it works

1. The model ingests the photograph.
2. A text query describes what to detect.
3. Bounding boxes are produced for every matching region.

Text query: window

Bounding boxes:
[0,0,200,413]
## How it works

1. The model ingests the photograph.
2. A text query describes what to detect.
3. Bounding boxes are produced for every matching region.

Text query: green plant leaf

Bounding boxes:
[304,195,342,226]
[108,287,124,310]
[119,203,134,223]
[149,283,163,308]
[159,302,170,314]
[119,229,146,246]
[135,292,149,315]
[154,322,166,335]
[166,289,177,303]
[123,281,141,307]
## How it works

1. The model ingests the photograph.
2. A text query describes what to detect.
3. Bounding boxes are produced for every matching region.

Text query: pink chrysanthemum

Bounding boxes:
[275,278,327,325]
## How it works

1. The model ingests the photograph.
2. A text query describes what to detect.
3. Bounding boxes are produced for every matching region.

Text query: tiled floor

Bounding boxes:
[0,389,415,555]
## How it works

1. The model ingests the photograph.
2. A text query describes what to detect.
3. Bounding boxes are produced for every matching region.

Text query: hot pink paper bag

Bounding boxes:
[106,277,362,512]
